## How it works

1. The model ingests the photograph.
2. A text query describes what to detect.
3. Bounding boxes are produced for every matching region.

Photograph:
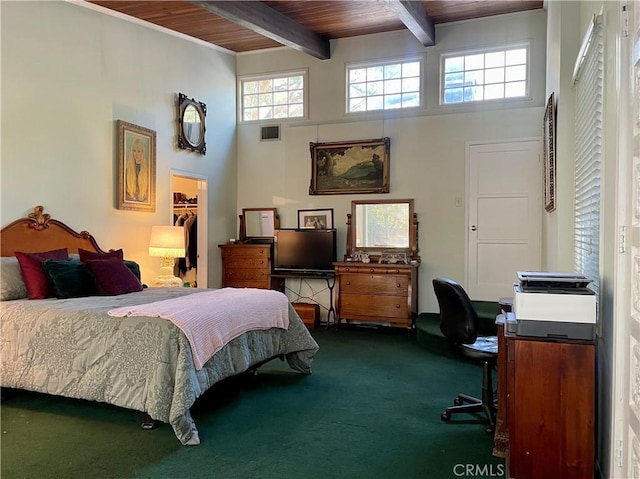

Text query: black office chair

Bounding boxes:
[432,277,498,434]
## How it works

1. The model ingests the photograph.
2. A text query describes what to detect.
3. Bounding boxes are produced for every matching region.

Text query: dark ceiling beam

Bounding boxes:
[384,0,435,46]
[190,1,331,59]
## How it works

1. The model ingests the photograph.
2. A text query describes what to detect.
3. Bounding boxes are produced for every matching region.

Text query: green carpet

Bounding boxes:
[1,327,504,479]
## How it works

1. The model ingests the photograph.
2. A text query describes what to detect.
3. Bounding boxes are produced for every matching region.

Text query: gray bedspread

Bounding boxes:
[0,288,319,445]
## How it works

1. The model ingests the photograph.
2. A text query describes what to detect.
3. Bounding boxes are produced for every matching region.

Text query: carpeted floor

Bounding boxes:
[1,325,504,479]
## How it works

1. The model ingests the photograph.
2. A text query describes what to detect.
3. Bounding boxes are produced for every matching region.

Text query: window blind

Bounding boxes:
[573,17,603,296]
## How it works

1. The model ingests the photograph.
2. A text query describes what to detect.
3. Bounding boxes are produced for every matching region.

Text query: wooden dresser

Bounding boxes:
[333,262,418,329]
[499,328,595,479]
[219,243,283,290]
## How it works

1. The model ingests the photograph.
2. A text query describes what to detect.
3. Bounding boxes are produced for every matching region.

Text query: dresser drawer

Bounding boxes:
[220,247,270,259]
[223,257,269,269]
[339,294,409,319]
[223,279,271,289]
[339,274,409,295]
[224,269,269,282]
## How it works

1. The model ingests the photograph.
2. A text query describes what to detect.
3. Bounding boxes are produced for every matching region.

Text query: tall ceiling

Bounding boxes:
[87,0,544,59]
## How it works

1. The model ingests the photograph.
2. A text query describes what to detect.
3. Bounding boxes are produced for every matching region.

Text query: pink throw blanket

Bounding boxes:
[108,288,290,370]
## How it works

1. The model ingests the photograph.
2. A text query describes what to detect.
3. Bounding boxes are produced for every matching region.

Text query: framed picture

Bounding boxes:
[543,92,556,212]
[309,137,390,195]
[298,208,334,229]
[116,120,156,212]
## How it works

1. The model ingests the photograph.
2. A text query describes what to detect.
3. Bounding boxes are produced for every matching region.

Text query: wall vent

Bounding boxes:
[260,125,281,141]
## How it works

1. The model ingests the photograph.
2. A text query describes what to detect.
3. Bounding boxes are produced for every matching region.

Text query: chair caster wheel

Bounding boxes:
[441,412,451,421]
[453,397,463,406]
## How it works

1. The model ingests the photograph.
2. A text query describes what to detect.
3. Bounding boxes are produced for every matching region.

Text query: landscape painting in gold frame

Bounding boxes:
[309,137,390,195]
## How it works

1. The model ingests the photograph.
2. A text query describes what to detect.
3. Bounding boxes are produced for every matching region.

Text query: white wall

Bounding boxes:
[0,1,237,287]
[236,10,548,313]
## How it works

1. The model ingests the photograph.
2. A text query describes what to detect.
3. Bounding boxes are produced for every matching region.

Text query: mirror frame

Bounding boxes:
[346,199,419,262]
[177,92,206,155]
[239,208,280,243]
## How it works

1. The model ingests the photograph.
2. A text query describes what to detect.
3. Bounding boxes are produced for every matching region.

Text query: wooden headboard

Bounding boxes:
[1,206,106,257]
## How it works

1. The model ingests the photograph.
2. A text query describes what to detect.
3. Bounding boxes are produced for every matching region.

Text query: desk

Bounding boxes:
[495,317,595,478]
[271,272,336,326]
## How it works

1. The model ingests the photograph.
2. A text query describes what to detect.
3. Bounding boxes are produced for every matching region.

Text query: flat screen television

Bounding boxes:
[274,228,337,274]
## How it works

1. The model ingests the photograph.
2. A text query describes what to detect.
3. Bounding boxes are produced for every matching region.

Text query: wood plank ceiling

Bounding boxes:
[88,0,544,59]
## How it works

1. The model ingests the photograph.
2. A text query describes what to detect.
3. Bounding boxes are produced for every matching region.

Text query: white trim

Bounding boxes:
[572,12,603,85]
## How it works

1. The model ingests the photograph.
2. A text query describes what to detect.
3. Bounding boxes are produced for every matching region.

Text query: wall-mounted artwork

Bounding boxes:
[543,92,556,212]
[116,120,156,212]
[309,137,390,195]
[177,92,206,155]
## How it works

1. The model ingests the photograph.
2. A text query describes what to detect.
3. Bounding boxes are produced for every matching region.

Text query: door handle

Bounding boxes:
[471,225,477,231]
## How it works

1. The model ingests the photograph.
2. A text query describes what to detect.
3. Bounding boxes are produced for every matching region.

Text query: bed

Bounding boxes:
[0,206,319,445]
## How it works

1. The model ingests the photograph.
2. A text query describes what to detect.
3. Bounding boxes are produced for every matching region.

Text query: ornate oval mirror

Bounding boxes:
[177,92,206,155]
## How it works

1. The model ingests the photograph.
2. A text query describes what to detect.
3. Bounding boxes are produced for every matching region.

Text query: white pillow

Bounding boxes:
[1,256,28,301]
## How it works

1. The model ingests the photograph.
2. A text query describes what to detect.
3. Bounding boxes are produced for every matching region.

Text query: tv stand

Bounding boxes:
[271,272,336,326]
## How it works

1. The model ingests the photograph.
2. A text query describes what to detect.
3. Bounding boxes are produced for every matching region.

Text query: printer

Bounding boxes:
[512,271,596,340]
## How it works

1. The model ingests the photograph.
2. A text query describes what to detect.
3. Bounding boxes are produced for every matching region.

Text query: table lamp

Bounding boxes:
[149,225,185,287]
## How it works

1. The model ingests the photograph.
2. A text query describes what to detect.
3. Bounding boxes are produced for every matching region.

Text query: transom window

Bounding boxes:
[346,59,422,113]
[239,70,307,122]
[441,45,529,104]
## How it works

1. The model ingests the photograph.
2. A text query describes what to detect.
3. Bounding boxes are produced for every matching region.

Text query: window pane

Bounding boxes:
[244,94,258,108]
[243,108,258,121]
[402,92,420,107]
[273,78,288,91]
[243,81,258,94]
[385,78,402,94]
[445,56,464,73]
[289,103,303,117]
[505,65,526,82]
[350,83,367,98]
[464,69,484,85]
[444,72,463,89]
[485,67,505,84]
[350,68,367,83]
[403,61,420,77]
[273,105,288,118]
[273,91,288,105]
[384,64,401,79]
[402,77,420,92]
[289,75,304,89]
[484,83,504,99]
[259,93,273,106]
[367,95,383,110]
[444,88,463,103]
[505,81,526,97]
[465,54,484,70]
[258,80,272,93]
[485,51,505,68]
[464,86,483,101]
[289,89,303,103]
[350,98,367,112]
[258,106,273,119]
[506,48,527,65]
[384,94,402,109]
[367,66,384,81]
[367,80,383,95]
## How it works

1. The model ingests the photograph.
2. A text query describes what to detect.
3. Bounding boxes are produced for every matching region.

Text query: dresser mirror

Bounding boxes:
[346,199,419,262]
[177,93,206,155]
[239,208,279,243]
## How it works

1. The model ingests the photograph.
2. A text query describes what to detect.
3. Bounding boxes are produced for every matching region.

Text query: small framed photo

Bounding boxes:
[116,120,156,212]
[298,208,334,229]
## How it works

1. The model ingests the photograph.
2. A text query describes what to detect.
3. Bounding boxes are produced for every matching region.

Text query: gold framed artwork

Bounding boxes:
[543,92,556,212]
[116,120,156,212]
[309,137,390,195]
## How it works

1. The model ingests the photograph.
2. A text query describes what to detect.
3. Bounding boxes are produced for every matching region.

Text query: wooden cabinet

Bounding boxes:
[219,244,283,290]
[333,262,418,329]
[501,331,595,479]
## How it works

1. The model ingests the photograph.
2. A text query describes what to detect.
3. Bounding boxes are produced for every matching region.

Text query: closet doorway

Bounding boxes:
[171,170,208,288]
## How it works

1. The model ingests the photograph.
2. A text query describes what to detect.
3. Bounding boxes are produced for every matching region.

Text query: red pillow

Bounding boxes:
[84,258,142,296]
[15,248,70,299]
[78,248,124,262]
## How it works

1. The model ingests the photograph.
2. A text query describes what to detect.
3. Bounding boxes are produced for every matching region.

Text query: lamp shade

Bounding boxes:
[149,225,185,258]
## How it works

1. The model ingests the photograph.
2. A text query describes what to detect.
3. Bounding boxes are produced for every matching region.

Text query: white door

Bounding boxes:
[466,140,541,300]
[612,2,639,477]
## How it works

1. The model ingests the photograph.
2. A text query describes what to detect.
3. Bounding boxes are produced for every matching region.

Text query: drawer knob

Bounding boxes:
[369,268,375,273]
[397,283,401,288]
[395,304,401,308]
[346,281,351,285]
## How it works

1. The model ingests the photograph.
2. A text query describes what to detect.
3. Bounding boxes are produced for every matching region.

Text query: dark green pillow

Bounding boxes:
[123,260,141,281]
[41,259,98,299]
